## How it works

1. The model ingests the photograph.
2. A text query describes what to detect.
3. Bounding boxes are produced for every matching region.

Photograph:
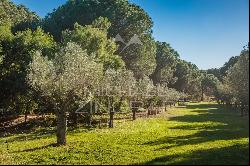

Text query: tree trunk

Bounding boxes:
[201,87,204,101]
[240,105,246,117]
[87,113,92,126]
[24,111,28,123]
[56,111,67,145]
[132,109,136,120]
[109,111,114,128]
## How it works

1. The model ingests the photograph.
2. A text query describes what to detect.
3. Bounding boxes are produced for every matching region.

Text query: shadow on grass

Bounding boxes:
[142,144,249,165]
[12,143,58,153]
[0,116,56,137]
[185,103,219,110]
[143,103,249,164]
[2,128,56,143]
[146,128,248,151]
[2,125,97,144]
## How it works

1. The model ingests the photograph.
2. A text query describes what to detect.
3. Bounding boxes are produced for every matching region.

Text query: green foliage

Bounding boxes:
[121,33,157,79]
[224,47,249,105]
[0,0,39,30]
[96,68,136,115]
[171,59,203,100]
[91,17,111,31]
[43,0,157,78]
[151,41,179,85]
[62,21,124,70]
[43,0,153,41]
[0,24,13,42]
[136,75,155,98]
[207,56,240,81]
[0,24,13,66]
[213,45,249,106]
[0,27,56,113]
[28,42,103,110]
[103,68,136,96]
[201,73,220,99]
[28,42,104,144]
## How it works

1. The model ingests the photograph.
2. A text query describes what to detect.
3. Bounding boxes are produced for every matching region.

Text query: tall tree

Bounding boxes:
[102,68,136,126]
[150,41,179,85]
[43,0,156,78]
[201,73,220,101]
[225,45,249,106]
[171,60,203,100]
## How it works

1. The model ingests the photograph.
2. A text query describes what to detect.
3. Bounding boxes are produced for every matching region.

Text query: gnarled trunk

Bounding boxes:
[56,111,67,145]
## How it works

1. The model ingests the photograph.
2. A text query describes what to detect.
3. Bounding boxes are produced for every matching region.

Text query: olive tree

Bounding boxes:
[102,68,136,127]
[27,42,103,145]
[130,75,155,119]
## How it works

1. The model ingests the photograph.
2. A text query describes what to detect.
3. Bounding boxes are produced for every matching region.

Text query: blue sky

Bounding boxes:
[11,0,249,69]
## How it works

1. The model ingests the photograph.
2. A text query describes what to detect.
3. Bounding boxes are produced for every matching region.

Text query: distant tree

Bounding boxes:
[27,42,103,145]
[206,68,221,80]
[171,60,190,92]
[207,56,240,81]
[43,0,156,78]
[150,41,179,85]
[102,68,136,126]
[201,73,220,101]
[171,60,202,100]
[135,75,155,118]
[214,44,249,113]
[220,56,240,79]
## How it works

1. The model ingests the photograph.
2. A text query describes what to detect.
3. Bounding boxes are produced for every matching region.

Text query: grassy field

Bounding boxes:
[0,103,249,165]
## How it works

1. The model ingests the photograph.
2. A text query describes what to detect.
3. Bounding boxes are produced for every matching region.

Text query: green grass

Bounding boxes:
[0,103,249,165]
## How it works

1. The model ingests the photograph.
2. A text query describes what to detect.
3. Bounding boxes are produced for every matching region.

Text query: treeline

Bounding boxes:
[0,0,249,145]
[207,46,249,115]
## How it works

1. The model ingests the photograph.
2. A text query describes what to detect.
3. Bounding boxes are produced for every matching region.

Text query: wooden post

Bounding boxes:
[132,108,136,120]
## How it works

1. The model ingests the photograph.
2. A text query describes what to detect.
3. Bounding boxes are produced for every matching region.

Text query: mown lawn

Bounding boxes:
[0,103,249,165]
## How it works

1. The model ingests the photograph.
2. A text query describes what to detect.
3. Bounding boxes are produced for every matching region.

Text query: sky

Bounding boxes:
[11,0,249,69]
